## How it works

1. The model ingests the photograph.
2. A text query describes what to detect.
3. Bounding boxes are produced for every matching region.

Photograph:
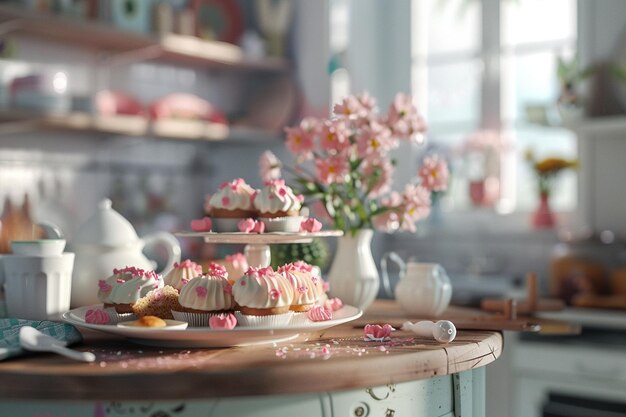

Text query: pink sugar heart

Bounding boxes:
[208,313,237,330]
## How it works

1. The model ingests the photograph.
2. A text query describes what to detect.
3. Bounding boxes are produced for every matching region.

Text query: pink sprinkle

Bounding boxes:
[224,284,232,294]
[321,346,330,355]
[240,280,246,286]
[238,218,256,233]
[195,287,208,297]
[181,278,189,286]
[269,288,282,300]
[300,217,322,233]
[98,280,112,292]
[85,309,109,325]
[222,196,230,207]
[297,286,308,294]
[278,188,287,197]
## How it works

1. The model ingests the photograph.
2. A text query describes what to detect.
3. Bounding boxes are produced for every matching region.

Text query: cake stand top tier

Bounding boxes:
[175,230,344,244]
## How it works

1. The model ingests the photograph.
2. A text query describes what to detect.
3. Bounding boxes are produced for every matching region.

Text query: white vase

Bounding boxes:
[327,229,379,311]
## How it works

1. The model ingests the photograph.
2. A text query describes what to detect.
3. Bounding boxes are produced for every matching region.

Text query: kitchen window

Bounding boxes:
[412,0,579,215]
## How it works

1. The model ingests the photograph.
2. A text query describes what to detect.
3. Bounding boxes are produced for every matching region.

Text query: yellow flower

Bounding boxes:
[534,158,577,174]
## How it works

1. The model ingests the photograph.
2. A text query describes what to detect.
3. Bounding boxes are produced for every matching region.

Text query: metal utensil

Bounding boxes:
[19,326,95,362]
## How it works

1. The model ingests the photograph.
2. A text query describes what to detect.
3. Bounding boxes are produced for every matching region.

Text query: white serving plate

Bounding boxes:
[62,305,362,348]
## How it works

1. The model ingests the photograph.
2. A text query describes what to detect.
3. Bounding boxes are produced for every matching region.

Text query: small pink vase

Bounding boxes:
[532,193,555,229]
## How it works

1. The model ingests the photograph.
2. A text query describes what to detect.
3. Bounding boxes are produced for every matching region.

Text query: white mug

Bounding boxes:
[3,253,75,320]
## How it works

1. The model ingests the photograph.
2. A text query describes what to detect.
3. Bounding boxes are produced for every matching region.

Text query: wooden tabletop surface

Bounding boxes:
[0,300,503,401]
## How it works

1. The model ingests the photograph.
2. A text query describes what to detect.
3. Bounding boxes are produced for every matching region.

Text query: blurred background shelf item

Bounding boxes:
[0,109,283,143]
[0,5,290,73]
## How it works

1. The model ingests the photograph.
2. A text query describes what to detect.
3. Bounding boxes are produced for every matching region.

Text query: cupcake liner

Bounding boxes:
[104,308,136,324]
[288,312,310,326]
[235,311,293,327]
[172,310,227,327]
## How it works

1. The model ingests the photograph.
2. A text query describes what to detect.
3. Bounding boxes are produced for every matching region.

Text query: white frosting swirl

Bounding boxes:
[98,267,163,304]
[232,267,294,309]
[164,260,203,290]
[254,179,302,214]
[179,274,235,311]
[209,178,255,211]
[278,266,318,306]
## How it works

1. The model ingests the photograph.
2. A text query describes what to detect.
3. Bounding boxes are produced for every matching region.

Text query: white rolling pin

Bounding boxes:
[401,320,457,343]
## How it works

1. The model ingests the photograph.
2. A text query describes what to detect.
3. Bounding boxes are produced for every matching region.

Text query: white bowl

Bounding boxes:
[11,239,66,256]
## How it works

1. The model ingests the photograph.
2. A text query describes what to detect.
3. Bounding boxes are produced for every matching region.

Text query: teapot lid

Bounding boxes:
[73,199,139,246]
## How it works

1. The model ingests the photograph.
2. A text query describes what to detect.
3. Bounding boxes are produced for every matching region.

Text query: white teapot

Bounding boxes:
[69,199,181,307]
[381,252,452,316]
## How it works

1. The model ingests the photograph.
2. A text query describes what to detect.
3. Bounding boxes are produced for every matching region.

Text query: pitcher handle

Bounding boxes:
[37,221,64,239]
[143,232,181,275]
[380,251,406,298]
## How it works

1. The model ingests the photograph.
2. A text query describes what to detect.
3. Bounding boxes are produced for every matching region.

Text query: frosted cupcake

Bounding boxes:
[278,263,319,312]
[214,252,249,285]
[232,266,295,326]
[207,178,256,231]
[97,267,163,323]
[254,179,304,231]
[164,259,203,290]
[172,262,235,327]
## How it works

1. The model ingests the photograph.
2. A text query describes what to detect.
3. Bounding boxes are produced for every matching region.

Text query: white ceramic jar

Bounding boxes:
[69,199,180,307]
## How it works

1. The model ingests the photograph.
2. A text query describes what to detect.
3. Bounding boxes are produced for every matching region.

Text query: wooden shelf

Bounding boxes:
[0,6,290,73]
[0,110,283,143]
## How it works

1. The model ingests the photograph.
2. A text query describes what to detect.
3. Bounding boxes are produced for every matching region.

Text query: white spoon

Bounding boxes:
[19,326,96,363]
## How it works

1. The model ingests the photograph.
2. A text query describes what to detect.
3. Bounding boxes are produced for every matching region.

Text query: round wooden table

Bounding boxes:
[0,301,503,417]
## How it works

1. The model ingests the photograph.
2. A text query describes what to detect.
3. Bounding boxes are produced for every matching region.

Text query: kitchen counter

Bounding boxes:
[0,300,503,416]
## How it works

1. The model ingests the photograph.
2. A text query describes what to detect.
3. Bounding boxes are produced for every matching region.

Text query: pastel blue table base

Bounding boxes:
[0,369,486,417]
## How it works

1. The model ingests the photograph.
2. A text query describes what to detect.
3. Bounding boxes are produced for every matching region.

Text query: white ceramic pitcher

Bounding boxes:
[381,252,452,316]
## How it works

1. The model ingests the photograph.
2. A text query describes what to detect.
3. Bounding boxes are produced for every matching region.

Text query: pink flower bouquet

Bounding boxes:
[260,93,448,234]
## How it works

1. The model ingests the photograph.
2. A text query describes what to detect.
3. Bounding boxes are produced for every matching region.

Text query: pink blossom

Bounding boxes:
[363,323,395,341]
[315,154,350,185]
[356,121,394,158]
[386,93,427,141]
[360,157,394,198]
[357,92,377,112]
[284,118,317,158]
[259,150,282,182]
[190,217,212,232]
[300,217,322,233]
[319,119,351,152]
[333,95,371,119]
[371,211,400,233]
[418,155,449,192]
[209,313,237,330]
[400,184,431,231]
